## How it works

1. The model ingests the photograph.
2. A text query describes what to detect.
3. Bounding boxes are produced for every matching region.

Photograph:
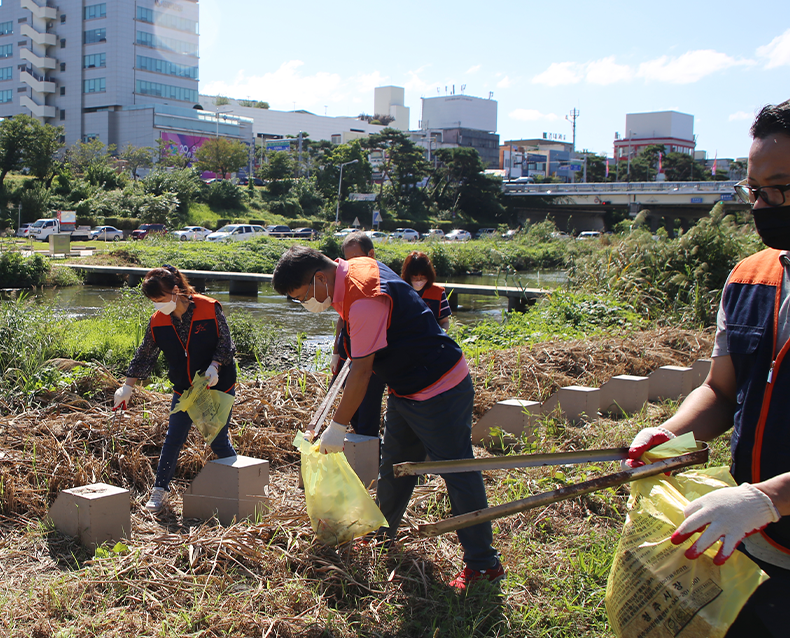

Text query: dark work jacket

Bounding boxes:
[419,283,447,322]
[723,248,790,555]
[150,294,236,394]
[340,258,463,397]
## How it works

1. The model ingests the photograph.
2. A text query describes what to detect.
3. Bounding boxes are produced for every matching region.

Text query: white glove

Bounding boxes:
[625,426,676,468]
[113,384,133,410]
[319,420,347,454]
[330,353,341,375]
[671,483,781,565]
[205,363,219,388]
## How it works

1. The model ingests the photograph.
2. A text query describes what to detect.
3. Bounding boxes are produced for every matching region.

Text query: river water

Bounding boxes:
[35,270,566,348]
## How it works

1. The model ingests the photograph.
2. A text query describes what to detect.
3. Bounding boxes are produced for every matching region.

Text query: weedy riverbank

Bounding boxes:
[0,328,722,638]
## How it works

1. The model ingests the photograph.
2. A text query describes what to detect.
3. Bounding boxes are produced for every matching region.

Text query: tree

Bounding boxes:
[121,143,155,180]
[155,138,192,169]
[0,115,37,189]
[259,150,296,196]
[359,113,395,126]
[430,147,505,221]
[575,152,610,182]
[194,137,248,179]
[66,138,124,188]
[662,153,712,181]
[313,140,372,222]
[23,120,65,188]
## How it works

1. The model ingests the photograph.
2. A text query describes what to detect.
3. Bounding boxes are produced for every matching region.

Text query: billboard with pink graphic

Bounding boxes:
[159,132,210,164]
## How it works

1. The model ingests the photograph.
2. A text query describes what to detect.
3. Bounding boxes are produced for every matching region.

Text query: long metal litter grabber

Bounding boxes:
[393,446,632,478]
[414,444,709,537]
[306,358,351,438]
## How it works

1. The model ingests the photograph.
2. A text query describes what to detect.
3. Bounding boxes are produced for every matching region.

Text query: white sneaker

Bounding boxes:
[145,487,168,513]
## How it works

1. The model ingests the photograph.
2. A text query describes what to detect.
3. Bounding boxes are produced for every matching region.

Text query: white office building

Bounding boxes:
[0,0,253,156]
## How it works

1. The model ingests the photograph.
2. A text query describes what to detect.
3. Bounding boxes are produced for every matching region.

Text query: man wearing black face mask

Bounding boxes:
[625,100,790,637]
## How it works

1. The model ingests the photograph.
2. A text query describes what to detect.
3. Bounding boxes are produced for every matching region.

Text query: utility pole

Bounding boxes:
[565,108,580,153]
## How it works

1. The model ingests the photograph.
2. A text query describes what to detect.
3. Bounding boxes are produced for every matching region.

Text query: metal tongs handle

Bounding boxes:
[417,445,709,537]
[307,358,351,438]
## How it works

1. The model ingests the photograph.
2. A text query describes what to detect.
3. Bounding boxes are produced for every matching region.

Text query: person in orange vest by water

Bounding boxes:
[113,265,237,514]
[401,251,452,331]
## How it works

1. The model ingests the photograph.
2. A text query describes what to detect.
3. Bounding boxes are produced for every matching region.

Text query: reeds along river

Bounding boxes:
[34,270,566,346]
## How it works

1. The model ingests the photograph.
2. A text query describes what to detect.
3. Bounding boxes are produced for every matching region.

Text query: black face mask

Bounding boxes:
[753,207,790,250]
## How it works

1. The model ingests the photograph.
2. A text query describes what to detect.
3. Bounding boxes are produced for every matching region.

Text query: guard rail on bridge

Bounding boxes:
[503,180,738,196]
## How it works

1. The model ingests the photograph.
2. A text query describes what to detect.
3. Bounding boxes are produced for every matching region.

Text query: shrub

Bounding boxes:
[206,180,244,210]
[19,182,51,219]
[142,168,201,213]
[0,253,49,287]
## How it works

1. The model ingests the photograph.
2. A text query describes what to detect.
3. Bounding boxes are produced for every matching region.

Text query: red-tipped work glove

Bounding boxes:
[319,420,347,454]
[671,483,781,565]
[113,384,133,411]
[625,426,676,468]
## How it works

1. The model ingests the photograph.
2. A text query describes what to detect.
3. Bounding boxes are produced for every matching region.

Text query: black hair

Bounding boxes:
[272,245,335,296]
[141,265,195,299]
[341,230,374,256]
[750,100,790,139]
[401,251,436,288]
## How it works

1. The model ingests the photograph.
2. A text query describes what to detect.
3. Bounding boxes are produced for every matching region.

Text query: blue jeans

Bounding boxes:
[154,388,236,490]
[377,374,498,570]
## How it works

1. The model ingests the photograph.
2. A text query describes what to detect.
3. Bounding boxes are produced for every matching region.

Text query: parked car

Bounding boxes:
[576,231,602,241]
[390,227,419,241]
[551,231,570,240]
[333,227,357,238]
[474,227,497,239]
[206,224,266,242]
[16,223,33,237]
[365,230,388,243]
[421,229,445,241]
[237,177,264,187]
[445,229,472,242]
[264,224,293,238]
[292,227,318,240]
[131,223,167,240]
[172,226,212,241]
[90,225,124,241]
[501,229,519,240]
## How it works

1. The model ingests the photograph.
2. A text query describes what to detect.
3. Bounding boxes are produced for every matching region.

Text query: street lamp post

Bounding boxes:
[335,159,359,225]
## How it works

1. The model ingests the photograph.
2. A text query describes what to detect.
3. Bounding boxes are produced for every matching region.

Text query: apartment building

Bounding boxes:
[0,0,244,151]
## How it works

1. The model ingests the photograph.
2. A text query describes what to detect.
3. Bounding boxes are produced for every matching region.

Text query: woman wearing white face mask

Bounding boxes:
[113,265,237,514]
[401,251,451,331]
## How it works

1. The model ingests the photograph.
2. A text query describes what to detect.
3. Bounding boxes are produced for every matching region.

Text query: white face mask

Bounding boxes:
[412,279,428,291]
[302,275,332,313]
[154,293,178,315]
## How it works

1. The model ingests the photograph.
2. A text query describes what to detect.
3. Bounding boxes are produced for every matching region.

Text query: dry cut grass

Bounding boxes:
[0,327,715,637]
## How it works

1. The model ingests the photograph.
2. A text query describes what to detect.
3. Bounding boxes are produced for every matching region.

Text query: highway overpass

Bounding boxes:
[503,180,748,234]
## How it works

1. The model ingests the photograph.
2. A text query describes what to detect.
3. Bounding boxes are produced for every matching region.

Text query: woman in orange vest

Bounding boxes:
[401,251,451,330]
[113,266,237,514]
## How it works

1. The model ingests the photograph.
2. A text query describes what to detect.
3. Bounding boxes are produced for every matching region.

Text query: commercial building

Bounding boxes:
[0,0,254,160]
[414,93,500,168]
[613,111,695,162]
[373,85,409,131]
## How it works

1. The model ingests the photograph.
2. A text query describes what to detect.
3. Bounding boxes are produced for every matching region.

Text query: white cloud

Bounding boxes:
[466,64,482,74]
[352,71,390,95]
[202,60,347,111]
[757,29,790,68]
[509,109,559,122]
[729,111,752,122]
[497,76,512,89]
[532,62,584,86]
[638,50,751,83]
[585,57,634,85]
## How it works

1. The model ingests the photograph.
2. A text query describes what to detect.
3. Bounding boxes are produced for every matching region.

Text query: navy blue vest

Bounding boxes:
[342,259,463,396]
[723,248,790,553]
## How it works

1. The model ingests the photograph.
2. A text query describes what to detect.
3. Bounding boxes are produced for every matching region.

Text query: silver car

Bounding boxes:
[172,226,212,241]
[90,226,124,241]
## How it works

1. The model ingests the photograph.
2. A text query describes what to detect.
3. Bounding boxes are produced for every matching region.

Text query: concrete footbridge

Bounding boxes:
[62,264,548,312]
[504,180,745,232]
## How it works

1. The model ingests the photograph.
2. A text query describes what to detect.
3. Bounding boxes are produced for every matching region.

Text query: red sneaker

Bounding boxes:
[449,563,505,591]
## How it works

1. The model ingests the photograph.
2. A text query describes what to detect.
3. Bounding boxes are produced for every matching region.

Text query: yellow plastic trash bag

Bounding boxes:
[294,432,388,546]
[605,461,769,638]
[170,372,234,446]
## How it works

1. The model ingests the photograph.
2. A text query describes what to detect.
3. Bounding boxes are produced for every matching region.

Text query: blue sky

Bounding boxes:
[199,0,790,160]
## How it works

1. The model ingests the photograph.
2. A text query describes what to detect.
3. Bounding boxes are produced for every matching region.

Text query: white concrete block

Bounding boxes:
[542,386,600,425]
[471,399,541,447]
[691,359,712,389]
[48,482,130,549]
[648,365,694,402]
[344,433,380,490]
[599,375,649,416]
[182,455,269,525]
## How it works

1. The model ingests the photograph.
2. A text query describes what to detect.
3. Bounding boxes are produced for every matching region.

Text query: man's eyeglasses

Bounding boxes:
[734,180,790,207]
[287,270,320,304]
